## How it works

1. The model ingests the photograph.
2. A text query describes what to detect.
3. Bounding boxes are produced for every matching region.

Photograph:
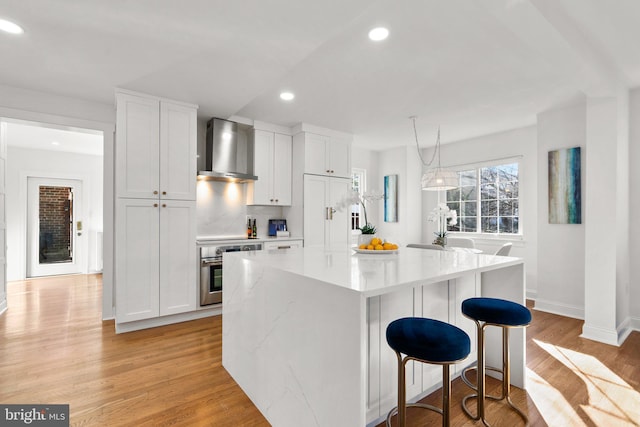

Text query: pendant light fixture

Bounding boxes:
[411,116,458,191]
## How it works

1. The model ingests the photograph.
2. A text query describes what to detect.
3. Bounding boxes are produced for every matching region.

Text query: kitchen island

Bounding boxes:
[222,247,525,427]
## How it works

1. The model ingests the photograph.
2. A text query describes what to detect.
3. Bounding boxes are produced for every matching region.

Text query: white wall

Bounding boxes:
[628,88,640,329]
[6,146,103,280]
[536,103,587,318]
[420,126,538,296]
[373,146,422,248]
[196,180,284,238]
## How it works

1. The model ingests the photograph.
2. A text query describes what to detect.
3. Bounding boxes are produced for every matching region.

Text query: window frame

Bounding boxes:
[444,157,522,238]
[351,168,366,231]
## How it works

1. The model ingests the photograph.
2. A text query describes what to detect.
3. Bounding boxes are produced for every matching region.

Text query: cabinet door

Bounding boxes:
[272,133,292,205]
[328,139,351,178]
[303,174,328,248]
[263,240,302,250]
[0,128,5,313]
[115,199,160,322]
[249,130,274,205]
[304,133,328,175]
[116,93,160,199]
[160,101,197,200]
[327,177,351,248]
[159,200,196,316]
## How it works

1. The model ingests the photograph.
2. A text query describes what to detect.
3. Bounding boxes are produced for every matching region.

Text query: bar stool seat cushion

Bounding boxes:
[386,317,470,363]
[462,297,531,326]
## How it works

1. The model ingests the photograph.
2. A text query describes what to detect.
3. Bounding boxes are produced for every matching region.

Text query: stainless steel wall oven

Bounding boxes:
[199,242,262,306]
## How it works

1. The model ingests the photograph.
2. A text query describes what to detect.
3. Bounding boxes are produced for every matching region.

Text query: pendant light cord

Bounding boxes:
[412,116,440,167]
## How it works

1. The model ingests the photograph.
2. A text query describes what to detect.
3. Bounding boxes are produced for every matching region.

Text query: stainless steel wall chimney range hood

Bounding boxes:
[198,118,258,182]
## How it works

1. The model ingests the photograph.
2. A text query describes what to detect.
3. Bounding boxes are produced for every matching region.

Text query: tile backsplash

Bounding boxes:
[196,180,283,237]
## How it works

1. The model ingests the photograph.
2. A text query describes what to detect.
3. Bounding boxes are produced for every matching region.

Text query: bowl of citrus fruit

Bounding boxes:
[354,237,399,254]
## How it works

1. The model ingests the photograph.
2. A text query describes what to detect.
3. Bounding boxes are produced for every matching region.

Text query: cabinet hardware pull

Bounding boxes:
[275,199,278,202]
[162,191,167,195]
[162,204,166,208]
[154,203,158,207]
[153,190,158,195]
[270,199,274,202]
[330,170,334,173]
[277,246,291,249]
[326,169,330,173]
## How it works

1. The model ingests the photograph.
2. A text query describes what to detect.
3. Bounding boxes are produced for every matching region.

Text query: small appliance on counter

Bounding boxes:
[268,219,287,237]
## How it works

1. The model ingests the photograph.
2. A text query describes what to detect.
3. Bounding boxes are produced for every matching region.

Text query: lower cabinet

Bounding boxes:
[366,276,479,423]
[115,198,196,324]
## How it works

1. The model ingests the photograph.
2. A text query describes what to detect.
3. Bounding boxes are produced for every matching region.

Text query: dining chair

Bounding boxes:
[446,237,476,249]
[494,242,512,256]
[407,243,444,251]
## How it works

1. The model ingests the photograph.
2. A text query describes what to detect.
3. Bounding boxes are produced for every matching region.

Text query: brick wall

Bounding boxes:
[39,186,72,258]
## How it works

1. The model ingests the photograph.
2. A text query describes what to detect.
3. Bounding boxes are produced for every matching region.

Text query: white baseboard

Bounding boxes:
[533,298,584,320]
[581,323,620,346]
[525,289,537,300]
[0,299,6,316]
[115,306,221,333]
[631,316,640,331]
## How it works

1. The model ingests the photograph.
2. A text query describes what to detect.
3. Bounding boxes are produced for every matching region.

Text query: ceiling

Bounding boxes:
[1,0,639,150]
[3,120,103,155]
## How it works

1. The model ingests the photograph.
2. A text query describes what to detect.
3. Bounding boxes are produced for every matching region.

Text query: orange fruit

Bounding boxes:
[371,237,381,246]
[391,244,398,250]
[359,244,367,249]
[367,245,374,250]
[383,243,393,250]
[374,244,384,250]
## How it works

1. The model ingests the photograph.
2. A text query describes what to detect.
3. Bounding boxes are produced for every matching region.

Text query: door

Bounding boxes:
[328,177,351,248]
[159,200,196,315]
[115,198,160,323]
[115,92,160,199]
[273,133,292,205]
[27,177,84,277]
[0,123,7,313]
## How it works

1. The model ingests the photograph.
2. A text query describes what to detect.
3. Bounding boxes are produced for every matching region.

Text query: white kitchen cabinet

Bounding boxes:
[116,91,197,200]
[263,240,303,250]
[0,127,6,314]
[303,174,351,249]
[302,132,351,178]
[247,130,292,206]
[115,198,196,323]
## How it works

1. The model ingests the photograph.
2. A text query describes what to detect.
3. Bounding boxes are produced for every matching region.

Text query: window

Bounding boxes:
[446,162,519,235]
[351,169,365,230]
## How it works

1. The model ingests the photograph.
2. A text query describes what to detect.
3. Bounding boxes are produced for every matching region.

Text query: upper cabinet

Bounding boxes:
[247,129,292,206]
[116,91,197,200]
[301,132,351,178]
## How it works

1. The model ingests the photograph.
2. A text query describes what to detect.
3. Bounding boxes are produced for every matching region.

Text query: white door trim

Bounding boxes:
[0,107,114,321]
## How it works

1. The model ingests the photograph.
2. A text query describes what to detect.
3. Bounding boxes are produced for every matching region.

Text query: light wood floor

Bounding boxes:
[1,275,639,426]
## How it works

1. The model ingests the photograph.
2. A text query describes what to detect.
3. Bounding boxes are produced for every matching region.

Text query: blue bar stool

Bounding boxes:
[385,317,471,427]
[460,297,532,426]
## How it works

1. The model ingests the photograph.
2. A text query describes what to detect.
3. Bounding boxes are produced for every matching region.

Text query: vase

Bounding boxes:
[433,236,447,247]
[359,234,377,246]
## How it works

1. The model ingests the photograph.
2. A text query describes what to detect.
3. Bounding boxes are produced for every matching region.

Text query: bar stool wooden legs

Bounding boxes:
[385,317,470,427]
[460,297,531,427]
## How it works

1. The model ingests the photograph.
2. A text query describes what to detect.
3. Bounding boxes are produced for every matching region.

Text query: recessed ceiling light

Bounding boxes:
[0,18,24,35]
[51,141,60,146]
[280,92,295,101]
[368,27,389,41]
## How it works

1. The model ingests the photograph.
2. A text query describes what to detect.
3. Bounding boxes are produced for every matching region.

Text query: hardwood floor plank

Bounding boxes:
[1,275,639,426]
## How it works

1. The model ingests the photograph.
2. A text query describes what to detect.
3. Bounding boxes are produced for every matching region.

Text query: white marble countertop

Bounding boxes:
[225,246,523,297]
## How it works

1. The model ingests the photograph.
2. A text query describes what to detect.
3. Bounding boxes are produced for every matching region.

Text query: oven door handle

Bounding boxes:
[201,258,222,267]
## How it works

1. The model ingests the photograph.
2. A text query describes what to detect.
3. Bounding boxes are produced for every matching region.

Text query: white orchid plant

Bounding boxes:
[336,189,384,234]
[428,203,458,240]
